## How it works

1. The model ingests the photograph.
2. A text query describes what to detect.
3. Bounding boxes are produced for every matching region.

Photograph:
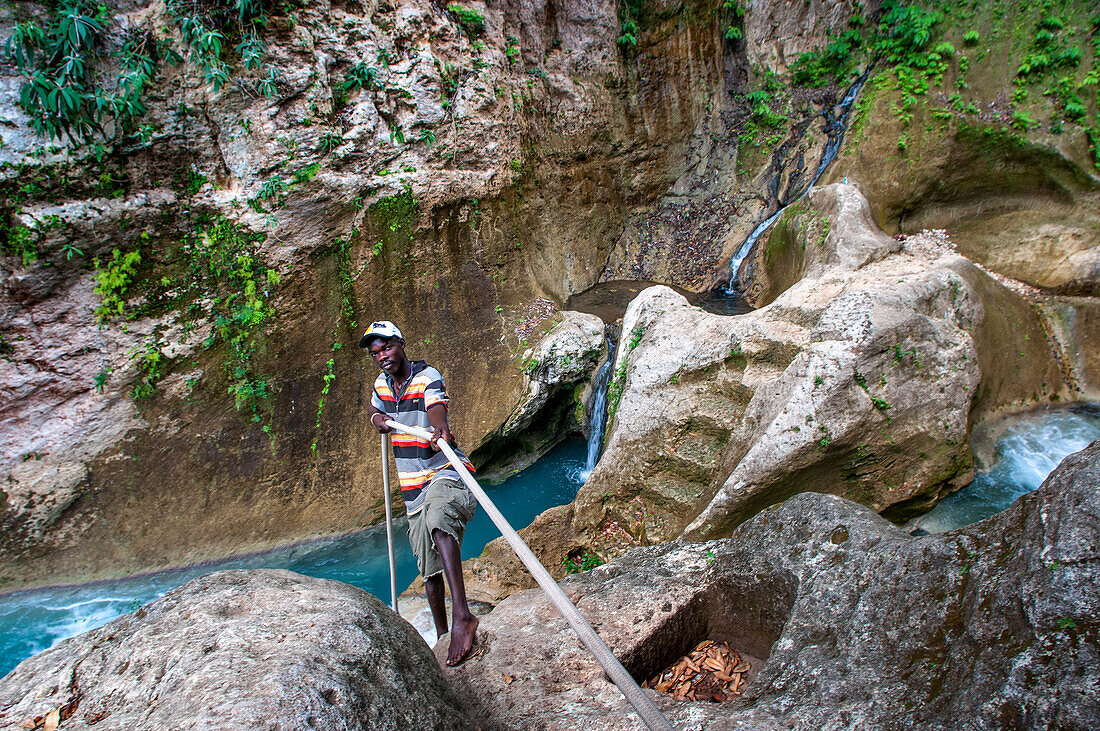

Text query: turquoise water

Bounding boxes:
[907,404,1100,534]
[0,439,588,678]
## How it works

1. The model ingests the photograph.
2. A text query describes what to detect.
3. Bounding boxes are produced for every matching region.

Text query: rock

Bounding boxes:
[442,440,1100,730]
[743,184,900,306]
[507,311,606,435]
[472,311,604,482]
[460,184,1067,601]
[0,570,475,730]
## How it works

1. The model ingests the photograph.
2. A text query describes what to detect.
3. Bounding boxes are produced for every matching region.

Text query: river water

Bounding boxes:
[4,404,1098,677]
[0,439,587,677]
[906,404,1100,534]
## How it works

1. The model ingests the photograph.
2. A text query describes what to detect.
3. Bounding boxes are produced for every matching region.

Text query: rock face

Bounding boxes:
[0,570,474,730]
[441,440,1100,730]
[462,184,1068,602]
[472,310,605,481]
[1,0,794,589]
[825,73,1100,297]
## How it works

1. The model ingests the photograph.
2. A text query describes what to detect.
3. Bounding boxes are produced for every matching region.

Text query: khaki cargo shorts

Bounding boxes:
[407,475,477,578]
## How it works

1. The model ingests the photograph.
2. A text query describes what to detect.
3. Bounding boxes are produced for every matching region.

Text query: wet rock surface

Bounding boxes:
[441,440,1100,730]
[0,570,473,730]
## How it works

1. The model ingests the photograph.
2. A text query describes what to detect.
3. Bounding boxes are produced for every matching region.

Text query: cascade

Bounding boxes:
[582,331,619,480]
[725,74,869,293]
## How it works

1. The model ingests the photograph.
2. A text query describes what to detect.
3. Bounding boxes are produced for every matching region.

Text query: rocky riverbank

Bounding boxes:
[4,438,1096,729]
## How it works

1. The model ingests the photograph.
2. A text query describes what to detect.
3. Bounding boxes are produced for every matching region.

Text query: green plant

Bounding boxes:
[1057,617,1076,630]
[319,131,342,152]
[310,357,336,453]
[4,225,37,267]
[257,66,280,99]
[962,30,979,46]
[292,162,321,185]
[4,1,158,144]
[93,248,141,321]
[343,62,381,92]
[446,4,485,37]
[627,326,644,350]
[258,176,288,201]
[418,127,437,146]
[562,549,604,574]
[505,36,520,63]
[129,338,165,400]
[165,0,271,93]
[617,17,638,48]
[723,0,745,41]
[93,368,110,392]
[60,241,84,260]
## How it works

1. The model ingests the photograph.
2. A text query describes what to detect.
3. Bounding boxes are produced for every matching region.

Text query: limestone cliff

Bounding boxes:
[1,0,1098,591]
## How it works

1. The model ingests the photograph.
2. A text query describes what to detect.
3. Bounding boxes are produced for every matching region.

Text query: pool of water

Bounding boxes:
[0,439,588,678]
[906,404,1100,534]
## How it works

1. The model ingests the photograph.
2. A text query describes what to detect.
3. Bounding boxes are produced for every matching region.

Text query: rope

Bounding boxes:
[381,419,675,731]
[380,433,399,612]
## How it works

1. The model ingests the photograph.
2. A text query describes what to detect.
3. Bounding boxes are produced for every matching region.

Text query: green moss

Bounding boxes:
[446,4,485,37]
[369,190,419,255]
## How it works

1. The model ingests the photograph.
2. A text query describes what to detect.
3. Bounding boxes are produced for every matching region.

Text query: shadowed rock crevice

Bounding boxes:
[619,571,798,692]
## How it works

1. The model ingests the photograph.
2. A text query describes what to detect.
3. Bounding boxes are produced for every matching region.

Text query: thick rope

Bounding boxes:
[380,433,399,612]
[382,419,675,731]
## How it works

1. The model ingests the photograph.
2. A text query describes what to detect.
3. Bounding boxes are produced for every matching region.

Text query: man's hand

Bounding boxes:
[370,412,391,434]
[429,425,454,451]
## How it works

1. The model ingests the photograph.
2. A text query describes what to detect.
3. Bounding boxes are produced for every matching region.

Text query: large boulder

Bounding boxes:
[0,570,474,730]
[442,440,1100,730]
[461,185,1068,602]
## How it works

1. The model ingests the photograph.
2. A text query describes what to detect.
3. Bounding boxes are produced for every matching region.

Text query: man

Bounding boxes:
[361,320,479,666]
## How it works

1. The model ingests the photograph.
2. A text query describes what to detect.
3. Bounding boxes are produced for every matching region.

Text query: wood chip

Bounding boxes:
[644,640,752,704]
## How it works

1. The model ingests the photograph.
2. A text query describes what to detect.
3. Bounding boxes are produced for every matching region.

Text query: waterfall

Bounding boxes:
[725,73,869,293]
[581,332,618,481]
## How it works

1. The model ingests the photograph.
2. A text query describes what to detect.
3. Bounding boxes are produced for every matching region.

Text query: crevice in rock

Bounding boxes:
[468,386,582,484]
[619,570,798,695]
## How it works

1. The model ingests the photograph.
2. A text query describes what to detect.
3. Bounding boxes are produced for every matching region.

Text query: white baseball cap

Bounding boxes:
[358,320,404,349]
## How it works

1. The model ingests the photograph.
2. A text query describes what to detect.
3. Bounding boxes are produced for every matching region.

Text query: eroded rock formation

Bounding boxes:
[462,184,1069,601]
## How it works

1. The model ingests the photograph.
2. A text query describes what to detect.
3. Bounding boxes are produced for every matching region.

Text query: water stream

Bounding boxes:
[0,440,588,677]
[581,332,619,481]
[4,395,1095,678]
[724,75,869,293]
[906,404,1100,534]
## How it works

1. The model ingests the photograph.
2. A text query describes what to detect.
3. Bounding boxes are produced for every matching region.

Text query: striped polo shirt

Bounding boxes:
[372,361,474,515]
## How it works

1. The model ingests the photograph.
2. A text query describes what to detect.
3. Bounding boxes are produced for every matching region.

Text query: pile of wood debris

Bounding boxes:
[643,640,751,702]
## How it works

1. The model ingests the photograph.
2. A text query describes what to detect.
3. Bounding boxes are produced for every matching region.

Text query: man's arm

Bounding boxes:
[426,403,455,451]
[368,403,391,433]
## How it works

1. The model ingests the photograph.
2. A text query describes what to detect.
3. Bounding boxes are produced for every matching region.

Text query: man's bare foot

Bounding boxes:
[446,614,478,666]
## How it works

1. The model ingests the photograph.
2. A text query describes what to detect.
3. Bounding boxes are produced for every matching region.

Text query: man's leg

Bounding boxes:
[432,527,478,665]
[424,572,448,638]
